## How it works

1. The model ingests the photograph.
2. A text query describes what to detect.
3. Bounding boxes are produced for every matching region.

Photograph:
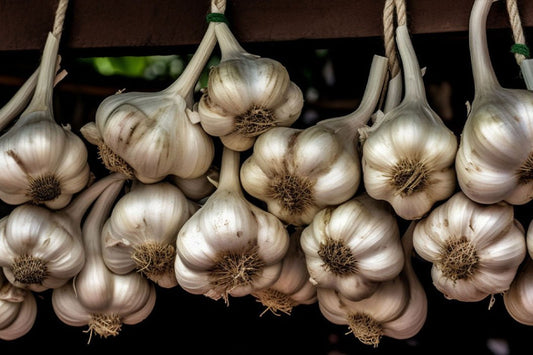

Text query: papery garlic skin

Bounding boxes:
[0,270,37,340]
[300,194,404,301]
[170,166,219,202]
[252,228,317,315]
[0,32,90,209]
[240,55,387,226]
[197,21,304,152]
[317,275,409,347]
[456,0,533,205]
[360,25,457,221]
[52,179,156,339]
[102,181,198,288]
[503,258,533,326]
[175,147,290,302]
[413,191,526,302]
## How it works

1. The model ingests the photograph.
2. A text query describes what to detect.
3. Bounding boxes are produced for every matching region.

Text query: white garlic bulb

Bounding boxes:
[413,191,527,302]
[503,257,533,326]
[360,25,457,221]
[197,18,304,152]
[317,274,409,347]
[0,32,90,209]
[240,55,388,226]
[175,147,290,303]
[455,0,533,205]
[80,1,227,183]
[252,228,317,316]
[0,172,126,292]
[502,219,533,325]
[52,178,156,339]
[0,269,37,341]
[300,193,404,301]
[102,181,199,288]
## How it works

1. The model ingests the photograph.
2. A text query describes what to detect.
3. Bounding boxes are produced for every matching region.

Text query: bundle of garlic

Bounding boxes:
[52,178,156,340]
[102,181,199,288]
[0,172,126,292]
[240,55,388,226]
[0,269,37,341]
[80,0,227,184]
[174,146,290,303]
[503,219,533,325]
[252,228,317,316]
[316,220,427,347]
[359,5,458,221]
[413,191,526,302]
[300,193,404,301]
[0,0,91,209]
[455,0,533,205]
[196,13,304,152]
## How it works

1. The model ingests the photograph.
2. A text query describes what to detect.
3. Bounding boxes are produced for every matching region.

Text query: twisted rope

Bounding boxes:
[52,0,69,38]
[506,0,529,65]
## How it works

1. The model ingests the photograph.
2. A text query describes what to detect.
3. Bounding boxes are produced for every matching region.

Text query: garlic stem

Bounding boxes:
[395,25,426,102]
[0,68,38,131]
[215,23,251,61]
[166,0,226,101]
[21,33,60,119]
[318,55,388,138]
[469,0,500,92]
[217,147,242,193]
[82,180,124,257]
[61,173,126,225]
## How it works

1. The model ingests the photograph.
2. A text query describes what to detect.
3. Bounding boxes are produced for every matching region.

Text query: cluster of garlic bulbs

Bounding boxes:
[4,0,533,349]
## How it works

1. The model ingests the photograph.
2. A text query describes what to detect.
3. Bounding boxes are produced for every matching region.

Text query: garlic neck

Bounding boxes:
[21,33,60,120]
[82,180,124,256]
[215,22,252,61]
[217,147,242,194]
[318,55,387,147]
[165,23,218,103]
[63,173,125,226]
[396,25,426,103]
[469,0,500,92]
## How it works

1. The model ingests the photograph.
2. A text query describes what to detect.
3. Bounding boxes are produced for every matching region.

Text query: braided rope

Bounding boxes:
[52,0,69,38]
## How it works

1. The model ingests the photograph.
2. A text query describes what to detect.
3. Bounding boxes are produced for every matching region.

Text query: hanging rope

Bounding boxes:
[52,0,69,39]
[383,0,400,79]
[505,0,530,66]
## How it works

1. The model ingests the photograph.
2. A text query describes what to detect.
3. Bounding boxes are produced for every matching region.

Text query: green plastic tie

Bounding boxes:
[511,43,530,58]
[206,13,229,24]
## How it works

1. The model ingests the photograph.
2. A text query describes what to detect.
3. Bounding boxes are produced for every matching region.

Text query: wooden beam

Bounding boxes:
[0,0,530,53]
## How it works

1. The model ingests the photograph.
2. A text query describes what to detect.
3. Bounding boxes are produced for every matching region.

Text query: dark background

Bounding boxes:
[0,20,532,355]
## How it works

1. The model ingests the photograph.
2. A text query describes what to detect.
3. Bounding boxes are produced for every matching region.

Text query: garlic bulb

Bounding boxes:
[169,166,219,202]
[503,257,533,326]
[80,1,227,183]
[240,55,388,226]
[317,274,409,347]
[456,0,533,205]
[0,173,126,292]
[502,219,533,325]
[52,178,156,339]
[252,228,317,316]
[0,269,37,341]
[300,193,404,301]
[197,18,304,152]
[0,32,90,209]
[317,220,427,347]
[102,181,199,288]
[413,191,527,302]
[360,25,458,221]
[175,146,290,303]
